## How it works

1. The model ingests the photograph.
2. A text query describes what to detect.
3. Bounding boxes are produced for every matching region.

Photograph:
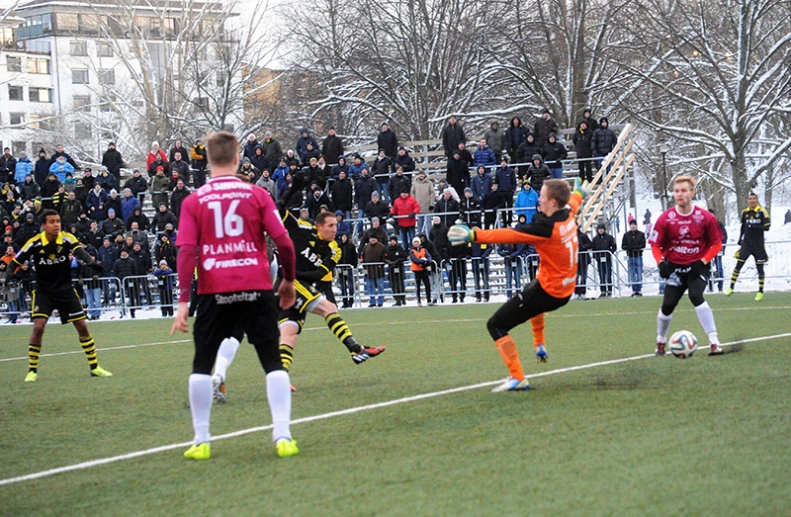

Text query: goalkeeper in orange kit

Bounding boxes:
[448,179,587,391]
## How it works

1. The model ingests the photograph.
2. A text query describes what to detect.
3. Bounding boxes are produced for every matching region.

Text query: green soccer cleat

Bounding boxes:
[90,365,113,377]
[276,438,299,458]
[184,443,211,460]
[25,371,38,383]
[755,292,764,302]
[723,288,734,296]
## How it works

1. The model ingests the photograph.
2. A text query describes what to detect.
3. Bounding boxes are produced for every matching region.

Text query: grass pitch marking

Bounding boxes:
[1,331,789,488]
[2,305,789,363]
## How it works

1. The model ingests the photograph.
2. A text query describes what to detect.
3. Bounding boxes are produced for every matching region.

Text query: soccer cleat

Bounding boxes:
[535,344,548,363]
[25,371,38,383]
[351,346,386,364]
[724,288,734,296]
[212,375,226,403]
[90,365,113,377]
[184,443,211,460]
[655,342,666,356]
[492,377,532,392]
[708,343,724,356]
[275,438,299,457]
[755,292,764,302]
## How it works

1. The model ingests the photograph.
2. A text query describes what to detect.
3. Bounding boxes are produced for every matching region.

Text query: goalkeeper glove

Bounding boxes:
[448,224,475,246]
[658,260,676,279]
[573,177,592,199]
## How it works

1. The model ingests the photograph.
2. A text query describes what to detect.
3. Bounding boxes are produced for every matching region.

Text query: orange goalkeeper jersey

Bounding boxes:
[474,192,581,298]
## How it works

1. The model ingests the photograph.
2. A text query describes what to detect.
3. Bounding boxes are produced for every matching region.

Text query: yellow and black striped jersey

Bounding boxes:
[740,205,770,246]
[281,210,340,284]
[13,231,84,291]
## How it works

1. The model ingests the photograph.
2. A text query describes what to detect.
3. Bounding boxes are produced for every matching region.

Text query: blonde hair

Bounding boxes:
[673,175,696,189]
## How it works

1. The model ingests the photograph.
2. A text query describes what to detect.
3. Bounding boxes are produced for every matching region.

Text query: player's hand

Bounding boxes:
[277,280,296,310]
[658,260,676,279]
[170,302,189,335]
[448,224,475,246]
[88,261,104,274]
[573,177,593,199]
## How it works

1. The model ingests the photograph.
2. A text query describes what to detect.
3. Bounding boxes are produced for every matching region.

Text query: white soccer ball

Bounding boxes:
[669,330,698,359]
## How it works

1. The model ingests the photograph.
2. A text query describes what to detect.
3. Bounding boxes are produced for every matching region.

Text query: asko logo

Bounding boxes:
[203,257,259,270]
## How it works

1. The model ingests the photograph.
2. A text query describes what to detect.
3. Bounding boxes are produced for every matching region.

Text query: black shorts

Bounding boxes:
[32,288,86,324]
[192,290,281,374]
[278,280,324,333]
[661,262,709,312]
[487,280,570,339]
[735,245,768,264]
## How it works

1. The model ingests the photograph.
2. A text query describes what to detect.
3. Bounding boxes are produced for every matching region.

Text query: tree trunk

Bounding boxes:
[763,162,773,214]
[730,152,749,210]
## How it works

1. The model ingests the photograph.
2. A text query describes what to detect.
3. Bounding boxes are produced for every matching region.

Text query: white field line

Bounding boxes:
[2,305,790,364]
[1,332,789,488]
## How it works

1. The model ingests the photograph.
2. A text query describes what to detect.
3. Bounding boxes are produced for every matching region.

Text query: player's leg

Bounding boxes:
[656,283,685,356]
[247,292,297,457]
[310,297,386,364]
[725,248,748,295]
[72,319,112,377]
[25,317,47,382]
[687,270,722,355]
[755,250,767,301]
[211,337,241,403]
[531,313,548,363]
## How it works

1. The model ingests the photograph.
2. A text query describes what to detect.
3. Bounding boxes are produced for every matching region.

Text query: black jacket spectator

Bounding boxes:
[358,225,388,255]
[261,136,282,168]
[0,151,17,183]
[592,118,617,157]
[295,129,319,163]
[377,125,399,157]
[171,184,191,220]
[152,208,178,232]
[582,109,599,132]
[49,149,78,169]
[526,155,552,192]
[460,195,481,226]
[354,173,378,209]
[533,113,558,146]
[114,252,138,279]
[441,119,466,157]
[169,142,190,165]
[482,188,506,227]
[433,194,460,228]
[126,207,150,231]
[621,228,646,258]
[98,241,118,275]
[102,214,125,239]
[446,154,470,195]
[34,151,50,185]
[305,188,334,220]
[102,144,124,179]
[303,164,327,191]
[330,174,353,212]
[250,146,269,173]
[388,171,411,199]
[573,122,594,158]
[504,117,529,158]
[123,172,148,199]
[391,149,415,173]
[60,198,83,227]
[243,137,260,161]
[170,159,190,182]
[592,227,616,259]
[364,198,390,221]
[429,222,450,261]
[20,176,41,201]
[322,132,344,165]
[542,135,568,169]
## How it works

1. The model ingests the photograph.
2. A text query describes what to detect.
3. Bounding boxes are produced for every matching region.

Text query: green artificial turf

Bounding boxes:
[1,293,789,516]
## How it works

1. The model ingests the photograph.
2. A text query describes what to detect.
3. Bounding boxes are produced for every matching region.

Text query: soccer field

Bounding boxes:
[1,293,790,516]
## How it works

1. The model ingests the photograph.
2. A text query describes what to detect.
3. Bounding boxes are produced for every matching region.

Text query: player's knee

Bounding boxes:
[688,292,705,307]
[486,317,506,341]
[660,302,677,316]
[31,324,45,340]
[191,353,214,375]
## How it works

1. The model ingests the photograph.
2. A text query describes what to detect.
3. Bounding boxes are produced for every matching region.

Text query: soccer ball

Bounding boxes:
[669,330,698,359]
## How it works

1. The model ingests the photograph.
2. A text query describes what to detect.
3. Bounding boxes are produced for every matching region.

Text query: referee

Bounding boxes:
[725,192,770,301]
[10,209,111,382]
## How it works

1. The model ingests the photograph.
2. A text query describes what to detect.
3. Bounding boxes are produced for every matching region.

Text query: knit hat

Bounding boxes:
[107,208,115,214]
[464,187,472,194]
[597,223,606,230]
[412,237,421,246]
[159,260,168,266]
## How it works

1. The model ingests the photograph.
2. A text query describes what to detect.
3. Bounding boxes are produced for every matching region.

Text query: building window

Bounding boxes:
[29,87,53,103]
[99,69,115,85]
[74,121,92,139]
[8,85,23,101]
[12,142,26,155]
[73,95,91,111]
[97,42,113,57]
[70,40,87,56]
[29,114,52,131]
[7,56,22,72]
[27,57,50,74]
[57,13,79,31]
[10,113,25,125]
[72,69,89,84]
[100,93,116,112]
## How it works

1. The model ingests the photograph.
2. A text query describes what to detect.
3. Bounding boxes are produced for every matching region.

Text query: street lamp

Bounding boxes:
[658,143,670,210]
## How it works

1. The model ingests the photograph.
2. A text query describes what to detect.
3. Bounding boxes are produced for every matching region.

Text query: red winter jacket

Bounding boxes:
[390,195,420,227]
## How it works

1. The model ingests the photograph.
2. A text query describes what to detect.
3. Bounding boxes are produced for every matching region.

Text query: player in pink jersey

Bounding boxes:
[171,131,300,460]
[648,176,724,356]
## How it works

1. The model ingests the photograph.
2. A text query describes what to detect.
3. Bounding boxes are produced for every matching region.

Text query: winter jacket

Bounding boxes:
[364,200,390,221]
[388,173,412,199]
[305,191,334,220]
[171,186,191,219]
[49,161,74,182]
[358,226,388,255]
[123,175,148,198]
[98,245,119,275]
[256,176,277,199]
[354,175,378,208]
[483,127,505,155]
[190,144,207,170]
[391,152,415,173]
[86,189,109,220]
[146,149,168,171]
[14,157,33,184]
[96,172,117,192]
[516,138,542,168]
[261,138,282,168]
[494,166,517,192]
[504,122,529,156]
[0,154,17,181]
[514,185,538,222]
[429,223,450,261]
[533,117,558,145]
[60,199,84,227]
[592,232,617,262]
[321,135,344,165]
[573,124,593,158]
[169,145,190,165]
[473,146,497,168]
[243,139,260,161]
[147,160,170,178]
[302,164,326,191]
[113,256,137,279]
[482,190,506,226]
[526,155,552,191]
[592,122,617,157]
[471,172,492,200]
[433,196,460,228]
[377,130,399,157]
[337,236,358,267]
[150,174,171,209]
[126,210,150,231]
[459,196,481,226]
[347,161,369,179]
[621,230,646,258]
[248,150,268,175]
[102,216,125,239]
[410,175,435,214]
[390,195,420,227]
[49,151,78,170]
[409,246,432,271]
[362,241,387,279]
[102,148,124,176]
[169,160,190,182]
[542,138,568,169]
[444,157,468,192]
[34,158,50,185]
[152,210,178,232]
[330,177,353,211]
[19,178,40,201]
[441,122,466,157]
[295,129,319,162]
[371,157,391,186]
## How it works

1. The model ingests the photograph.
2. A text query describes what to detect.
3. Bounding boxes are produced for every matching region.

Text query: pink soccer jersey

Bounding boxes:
[177,176,287,295]
[648,205,722,265]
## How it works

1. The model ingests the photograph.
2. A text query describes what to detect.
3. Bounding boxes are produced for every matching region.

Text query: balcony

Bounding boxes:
[15,24,51,40]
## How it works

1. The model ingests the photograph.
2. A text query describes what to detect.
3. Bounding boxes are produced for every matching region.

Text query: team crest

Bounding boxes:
[667,211,676,219]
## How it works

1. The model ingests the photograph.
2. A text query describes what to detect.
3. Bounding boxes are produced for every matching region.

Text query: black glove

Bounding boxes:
[88,262,104,274]
[408,212,416,219]
[658,260,676,279]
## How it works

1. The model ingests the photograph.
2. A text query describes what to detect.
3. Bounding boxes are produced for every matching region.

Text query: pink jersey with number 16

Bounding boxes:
[176,176,287,295]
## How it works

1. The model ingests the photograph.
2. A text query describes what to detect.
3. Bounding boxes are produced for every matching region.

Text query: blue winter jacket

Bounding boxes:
[14,157,33,184]
[473,147,496,168]
[49,160,75,182]
[514,186,538,222]
[471,172,492,200]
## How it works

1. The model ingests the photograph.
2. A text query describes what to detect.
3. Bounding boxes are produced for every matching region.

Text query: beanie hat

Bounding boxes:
[597,223,606,230]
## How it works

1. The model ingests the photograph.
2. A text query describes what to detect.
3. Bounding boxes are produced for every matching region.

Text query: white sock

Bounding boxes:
[656,309,673,343]
[694,302,719,344]
[188,373,212,445]
[266,370,292,443]
[213,337,241,382]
